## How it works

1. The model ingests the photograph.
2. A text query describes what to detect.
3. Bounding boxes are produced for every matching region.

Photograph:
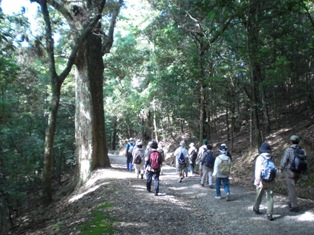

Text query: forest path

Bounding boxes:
[14,154,314,235]
[93,155,314,234]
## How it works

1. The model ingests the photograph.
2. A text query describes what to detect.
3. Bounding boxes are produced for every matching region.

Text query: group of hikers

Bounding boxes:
[253,135,307,221]
[124,135,308,221]
[125,138,165,196]
[172,139,232,202]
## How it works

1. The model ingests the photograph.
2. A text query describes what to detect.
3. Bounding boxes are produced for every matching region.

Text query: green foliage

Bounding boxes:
[0,6,76,227]
[79,202,116,235]
[1,0,314,230]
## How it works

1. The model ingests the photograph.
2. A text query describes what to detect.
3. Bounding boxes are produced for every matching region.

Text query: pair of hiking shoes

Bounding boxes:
[253,208,274,221]
[147,189,158,196]
[215,193,230,201]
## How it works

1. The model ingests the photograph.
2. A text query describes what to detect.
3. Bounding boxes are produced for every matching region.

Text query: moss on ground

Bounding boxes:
[79,202,116,235]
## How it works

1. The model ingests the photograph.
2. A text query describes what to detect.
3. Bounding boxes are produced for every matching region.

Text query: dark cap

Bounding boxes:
[259,142,272,154]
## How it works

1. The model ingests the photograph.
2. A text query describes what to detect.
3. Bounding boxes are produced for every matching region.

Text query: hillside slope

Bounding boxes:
[162,107,314,200]
[229,109,314,201]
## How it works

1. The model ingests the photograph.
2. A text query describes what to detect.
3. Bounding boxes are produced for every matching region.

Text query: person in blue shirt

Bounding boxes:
[125,138,135,171]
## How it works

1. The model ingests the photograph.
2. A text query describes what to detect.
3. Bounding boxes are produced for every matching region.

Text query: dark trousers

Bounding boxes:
[146,170,160,193]
[126,153,132,171]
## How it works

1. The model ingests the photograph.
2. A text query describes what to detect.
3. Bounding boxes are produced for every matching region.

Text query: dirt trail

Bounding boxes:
[12,154,314,235]
[109,155,314,235]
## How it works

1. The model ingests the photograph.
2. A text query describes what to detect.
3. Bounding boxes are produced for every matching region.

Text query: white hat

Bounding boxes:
[221,143,228,149]
[189,143,194,147]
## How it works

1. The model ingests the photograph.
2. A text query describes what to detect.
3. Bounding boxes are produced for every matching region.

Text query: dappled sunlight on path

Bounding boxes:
[64,154,314,235]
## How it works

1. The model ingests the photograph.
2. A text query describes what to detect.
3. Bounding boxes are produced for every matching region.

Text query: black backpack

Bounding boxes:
[204,150,215,168]
[178,152,186,165]
[290,146,307,173]
[134,149,144,164]
[190,149,197,162]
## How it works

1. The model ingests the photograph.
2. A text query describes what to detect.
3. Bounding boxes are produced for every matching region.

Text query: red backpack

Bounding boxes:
[150,150,161,170]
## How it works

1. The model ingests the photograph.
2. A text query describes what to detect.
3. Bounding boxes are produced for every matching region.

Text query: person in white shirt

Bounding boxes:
[174,141,188,183]
[188,143,197,176]
[253,142,275,221]
[212,145,232,201]
[196,139,208,182]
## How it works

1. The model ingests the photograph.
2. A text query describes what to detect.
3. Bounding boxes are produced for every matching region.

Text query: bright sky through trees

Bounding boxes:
[2,0,38,17]
[1,0,152,36]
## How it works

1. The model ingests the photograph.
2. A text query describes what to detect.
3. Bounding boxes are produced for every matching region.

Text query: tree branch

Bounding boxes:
[47,0,73,22]
[36,0,58,83]
[102,0,123,55]
[209,15,233,44]
[300,0,314,28]
[53,0,107,82]
[59,13,102,82]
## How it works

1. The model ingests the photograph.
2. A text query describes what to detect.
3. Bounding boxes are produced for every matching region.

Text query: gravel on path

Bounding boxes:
[106,155,314,235]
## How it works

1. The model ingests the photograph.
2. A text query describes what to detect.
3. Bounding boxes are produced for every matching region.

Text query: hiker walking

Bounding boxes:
[145,140,163,196]
[174,141,188,183]
[212,145,232,201]
[132,140,145,179]
[125,138,135,171]
[197,139,208,182]
[279,135,307,212]
[253,142,276,221]
[188,143,197,176]
[158,142,165,175]
[220,143,232,162]
[200,144,215,188]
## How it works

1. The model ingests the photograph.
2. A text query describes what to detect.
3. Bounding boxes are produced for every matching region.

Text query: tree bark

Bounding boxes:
[74,31,109,186]
[261,87,271,135]
[199,80,205,142]
[111,116,117,150]
[246,0,263,146]
[74,0,123,185]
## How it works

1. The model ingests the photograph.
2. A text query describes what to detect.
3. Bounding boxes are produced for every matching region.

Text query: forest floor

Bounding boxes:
[12,154,314,235]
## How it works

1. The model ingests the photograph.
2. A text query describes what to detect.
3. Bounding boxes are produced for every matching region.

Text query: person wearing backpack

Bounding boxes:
[132,140,145,179]
[188,143,197,176]
[196,139,208,183]
[200,144,215,188]
[253,142,276,221]
[125,138,135,172]
[220,143,232,162]
[174,141,189,183]
[279,135,307,212]
[145,140,163,196]
[157,143,165,175]
[143,141,153,178]
[212,145,232,201]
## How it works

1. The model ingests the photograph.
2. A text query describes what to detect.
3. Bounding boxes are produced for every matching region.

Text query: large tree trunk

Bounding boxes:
[75,31,109,186]
[72,0,122,186]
